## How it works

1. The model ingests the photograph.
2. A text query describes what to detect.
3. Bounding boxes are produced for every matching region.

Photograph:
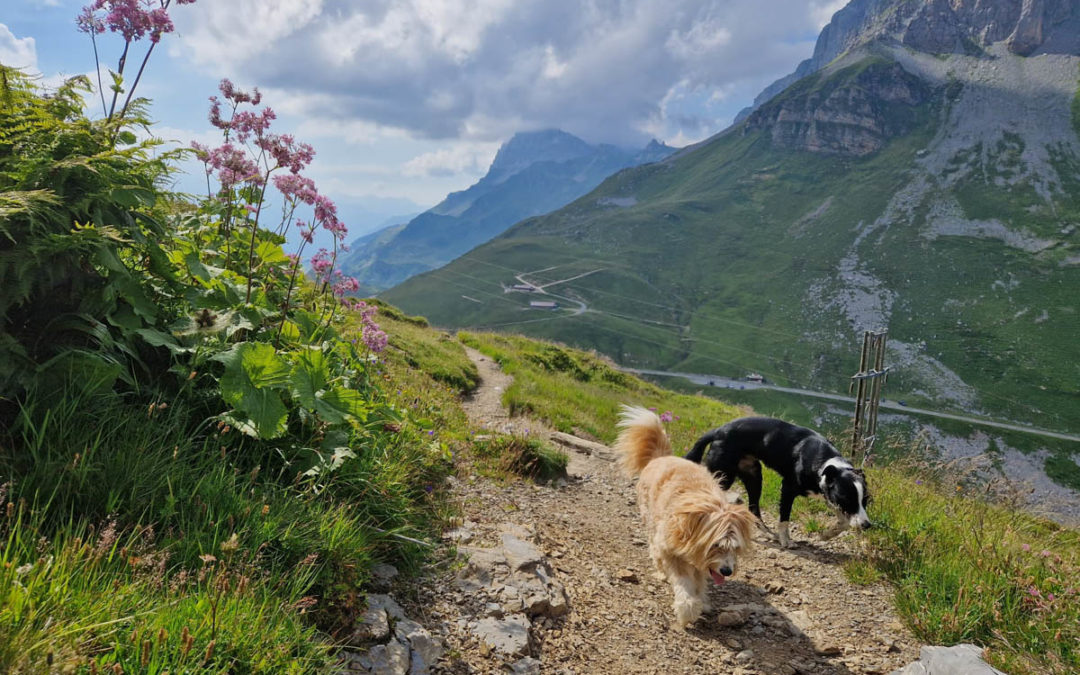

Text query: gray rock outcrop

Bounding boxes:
[889,644,1008,675]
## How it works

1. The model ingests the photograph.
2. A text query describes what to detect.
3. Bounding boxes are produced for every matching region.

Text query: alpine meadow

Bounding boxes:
[2,1,1080,675]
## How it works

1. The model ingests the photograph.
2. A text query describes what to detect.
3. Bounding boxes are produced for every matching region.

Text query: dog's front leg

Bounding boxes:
[671,573,704,629]
[777,481,799,548]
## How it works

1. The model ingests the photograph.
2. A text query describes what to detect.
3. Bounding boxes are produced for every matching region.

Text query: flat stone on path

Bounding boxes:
[473,614,532,657]
[357,639,410,675]
[501,533,545,572]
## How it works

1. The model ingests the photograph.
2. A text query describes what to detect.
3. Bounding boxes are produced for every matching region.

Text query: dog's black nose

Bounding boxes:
[861,520,873,530]
[718,566,733,577]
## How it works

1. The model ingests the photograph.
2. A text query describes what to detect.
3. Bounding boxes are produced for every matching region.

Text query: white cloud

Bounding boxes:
[171,1,845,146]
[402,141,499,178]
[0,23,38,72]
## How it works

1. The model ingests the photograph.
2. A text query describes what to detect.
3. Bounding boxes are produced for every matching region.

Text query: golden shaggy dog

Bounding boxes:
[615,405,755,628]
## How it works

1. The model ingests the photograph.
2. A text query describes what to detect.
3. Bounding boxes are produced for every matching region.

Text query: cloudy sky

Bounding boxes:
[3,0,845,236]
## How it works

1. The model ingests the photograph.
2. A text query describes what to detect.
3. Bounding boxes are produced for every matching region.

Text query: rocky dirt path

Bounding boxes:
[403,348,919,675]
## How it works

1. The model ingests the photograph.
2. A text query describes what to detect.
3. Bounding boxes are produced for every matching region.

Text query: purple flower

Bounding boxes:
[76,6,105,33]
[273,174,318,205]
[1022,544,1031,552]
[659,411,674,423]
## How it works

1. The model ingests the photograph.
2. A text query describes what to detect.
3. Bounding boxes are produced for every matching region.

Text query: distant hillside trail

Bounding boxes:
[410,348,920,674]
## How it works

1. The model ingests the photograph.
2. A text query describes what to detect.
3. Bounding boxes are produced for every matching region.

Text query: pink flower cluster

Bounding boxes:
[190,141,262,189]
[351,301,387,353]
[197,80,340,239]
[77,0,195,43]
[273,175,318,206]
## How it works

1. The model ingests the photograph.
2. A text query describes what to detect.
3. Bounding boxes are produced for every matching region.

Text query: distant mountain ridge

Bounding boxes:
[340,130,674,290]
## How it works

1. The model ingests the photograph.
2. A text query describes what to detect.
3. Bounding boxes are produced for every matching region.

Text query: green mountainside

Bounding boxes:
[385,39,1080,438]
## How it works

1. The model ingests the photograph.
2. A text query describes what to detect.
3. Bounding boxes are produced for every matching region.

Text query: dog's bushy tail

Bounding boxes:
[683,428,722,464]
[614,405,672,477]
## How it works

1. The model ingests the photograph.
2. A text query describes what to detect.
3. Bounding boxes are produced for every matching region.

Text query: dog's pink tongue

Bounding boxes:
[710,569,726,585]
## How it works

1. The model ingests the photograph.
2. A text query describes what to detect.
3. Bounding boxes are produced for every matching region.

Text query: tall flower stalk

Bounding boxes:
[76,0,197,129]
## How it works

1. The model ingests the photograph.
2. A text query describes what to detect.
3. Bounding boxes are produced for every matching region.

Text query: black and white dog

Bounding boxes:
[683,417,871,548]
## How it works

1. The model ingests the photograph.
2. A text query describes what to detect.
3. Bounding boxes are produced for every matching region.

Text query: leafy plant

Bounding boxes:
[0,67,180,412]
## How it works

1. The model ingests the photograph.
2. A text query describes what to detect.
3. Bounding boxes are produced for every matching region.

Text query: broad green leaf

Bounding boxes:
[224,312,255,338]
[315,386,368,424]
[278,320,301,343]
[215,343,291,438]
[255,240,290,266]
[114,276,158,322]
[291,348,329,410]
[184,250,211,282]
[134,328,179,348]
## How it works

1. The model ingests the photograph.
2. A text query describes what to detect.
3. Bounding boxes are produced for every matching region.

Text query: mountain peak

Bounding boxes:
[487,129,594,181]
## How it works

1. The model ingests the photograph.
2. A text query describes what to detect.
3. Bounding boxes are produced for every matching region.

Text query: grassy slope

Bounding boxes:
[5,297,1075,673]
[0,305,479,673]
[384,55,1080,442]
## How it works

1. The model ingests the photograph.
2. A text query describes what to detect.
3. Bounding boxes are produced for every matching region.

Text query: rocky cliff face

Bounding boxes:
[735,0,1080,122]
[744,58,932,156]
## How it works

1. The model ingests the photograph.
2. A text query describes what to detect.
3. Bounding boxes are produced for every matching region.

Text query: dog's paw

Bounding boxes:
[777,522,794,548]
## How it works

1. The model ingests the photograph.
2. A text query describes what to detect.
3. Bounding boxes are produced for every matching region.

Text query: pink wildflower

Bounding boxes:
[297,221,314,244]
[310,248,334,284]
[79,0,186,43]
[76,6,105,33]
[259,133,314,174]
[273,174,318,205]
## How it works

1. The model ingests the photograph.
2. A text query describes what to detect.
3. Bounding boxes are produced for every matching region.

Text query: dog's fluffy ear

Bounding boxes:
[822,464,842,482]
[726,504,756,550]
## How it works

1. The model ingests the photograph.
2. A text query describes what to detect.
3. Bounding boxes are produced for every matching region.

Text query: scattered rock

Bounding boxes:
[473,614,532,657]
[394,619,443,675]
[444,526,475,544]
[615,568,639,583]
[371,563,400,592]
[367,594,407,621]
[354,603,391,644]
[509,657,543,674]
[764,581,785,594]
[716,610,747,627]
[357,640,410,675]
[549,432,614,460]
[501,534,545,572]
[735,649,755,664]
[815,642,843,657]
[888,644,1006,675]
[499,522,536,542]
[786,609,812,634]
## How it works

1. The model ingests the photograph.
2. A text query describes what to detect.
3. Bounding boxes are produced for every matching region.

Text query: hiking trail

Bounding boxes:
[399,348,921,675]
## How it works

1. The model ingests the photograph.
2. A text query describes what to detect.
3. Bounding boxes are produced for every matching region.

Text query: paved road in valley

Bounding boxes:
[621,367,1080,443]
